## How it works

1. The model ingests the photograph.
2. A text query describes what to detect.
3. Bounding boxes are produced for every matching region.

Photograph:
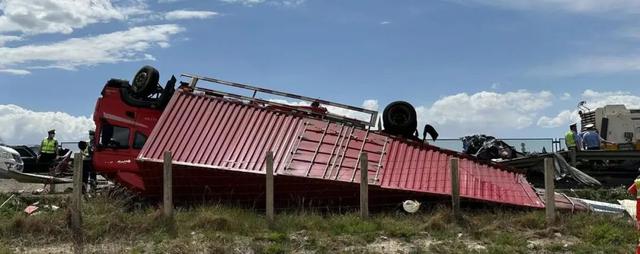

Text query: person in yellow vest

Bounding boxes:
[38,129,59,171]
[564,123,582,151]
[78,135,97,192]
[628,176,640,227]
[627,176,640,253]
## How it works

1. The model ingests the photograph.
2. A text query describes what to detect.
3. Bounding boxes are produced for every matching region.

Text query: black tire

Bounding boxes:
[382,101,417,136]
[131,65,159,97]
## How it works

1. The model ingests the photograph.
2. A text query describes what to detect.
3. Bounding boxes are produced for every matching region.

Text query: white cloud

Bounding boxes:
[537,110,579,128]
[221,0,266,6]
[459,0,640,14]
[0,69,30,75]
[560,92,572,101]
[0,104,94,144]
[268,99,378,123]
[0,35,21,46]
[380,21,391,25]
[165,10,218,20]
[279,0,305,6]
[220,0,305,7]
[362,99,379,111]
[582,89,640,108]
[0,24,184,70]
[0,0,147,35]
[416,90,553,136]
[537,89,640,128]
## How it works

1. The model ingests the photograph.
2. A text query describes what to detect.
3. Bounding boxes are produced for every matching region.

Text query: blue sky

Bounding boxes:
[1,0,640,144]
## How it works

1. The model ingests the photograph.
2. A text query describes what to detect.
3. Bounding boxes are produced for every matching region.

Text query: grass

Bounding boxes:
[0,193,637,253]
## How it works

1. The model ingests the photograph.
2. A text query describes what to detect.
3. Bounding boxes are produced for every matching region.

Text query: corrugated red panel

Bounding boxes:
[139,91,544,208]
[139,91,303,173]
[380,140,543,207]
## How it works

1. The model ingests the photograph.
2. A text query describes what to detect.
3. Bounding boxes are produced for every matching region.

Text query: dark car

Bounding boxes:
[9,145,38,173]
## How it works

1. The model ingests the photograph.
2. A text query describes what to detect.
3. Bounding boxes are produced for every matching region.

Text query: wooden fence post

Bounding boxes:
[50,182,58,194]
[450,158,462,221]
[544,157,556,225]
[71,153,83,254]
[265,151,274,222]
[163,151,173,218]
[360,152,369,219]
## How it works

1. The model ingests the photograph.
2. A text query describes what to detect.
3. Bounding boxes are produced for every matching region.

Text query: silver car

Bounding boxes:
[0,145,24,178]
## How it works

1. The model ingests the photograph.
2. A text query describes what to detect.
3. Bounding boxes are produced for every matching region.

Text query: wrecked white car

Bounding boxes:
[0,145,23,178]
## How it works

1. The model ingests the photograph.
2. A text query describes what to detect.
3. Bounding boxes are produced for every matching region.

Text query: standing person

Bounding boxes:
[38,129,58,171]
[564,123,582,151]
[582,124,612,150]
[78,130,97,192]
[628,176,640,228]
[87,130,97,189]
[627,176,640,253]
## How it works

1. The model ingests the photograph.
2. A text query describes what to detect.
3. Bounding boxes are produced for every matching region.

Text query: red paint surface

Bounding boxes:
[136,91,544,208]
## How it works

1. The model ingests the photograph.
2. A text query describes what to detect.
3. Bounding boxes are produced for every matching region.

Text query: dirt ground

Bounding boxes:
[0,178,71,194]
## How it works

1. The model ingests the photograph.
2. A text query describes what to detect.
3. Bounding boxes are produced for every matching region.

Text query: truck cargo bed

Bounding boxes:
[134,90,544,208]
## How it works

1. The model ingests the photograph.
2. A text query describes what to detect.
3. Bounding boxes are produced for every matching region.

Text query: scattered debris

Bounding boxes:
[23,201,60,216]
[574,198,625,214]
[8,168,73,184]
[462,135,519,160]
[499,153,601,187]
[402,200,420,213]
[617,200,636,219]
[24,202,39,215]
[0,194,15,209]
[551,153,601,187]
[32,188,44,195]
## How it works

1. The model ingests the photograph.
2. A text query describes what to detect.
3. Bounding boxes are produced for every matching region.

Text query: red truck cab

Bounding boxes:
[92,67,175,191]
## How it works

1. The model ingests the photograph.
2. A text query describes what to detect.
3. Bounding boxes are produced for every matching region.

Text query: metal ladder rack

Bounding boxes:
[181,73,378,127]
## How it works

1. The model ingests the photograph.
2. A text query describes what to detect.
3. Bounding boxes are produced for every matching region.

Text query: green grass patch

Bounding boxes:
[0,194,636,253]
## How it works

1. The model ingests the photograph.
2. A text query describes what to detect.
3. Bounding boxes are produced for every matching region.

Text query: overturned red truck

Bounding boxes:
[92,66,546,208]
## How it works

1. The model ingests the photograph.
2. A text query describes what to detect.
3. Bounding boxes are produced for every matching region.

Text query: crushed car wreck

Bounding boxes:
[462,134,601,188]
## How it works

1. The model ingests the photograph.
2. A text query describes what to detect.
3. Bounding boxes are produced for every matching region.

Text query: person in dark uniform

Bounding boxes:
[78,130,97,192]
[38,129,58,171]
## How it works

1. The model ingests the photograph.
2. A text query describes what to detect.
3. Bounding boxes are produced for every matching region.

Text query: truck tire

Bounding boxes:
[383,101,417,136]
[131,65,159,97]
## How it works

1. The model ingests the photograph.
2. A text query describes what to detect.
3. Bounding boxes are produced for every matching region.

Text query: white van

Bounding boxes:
[0,145,23,178]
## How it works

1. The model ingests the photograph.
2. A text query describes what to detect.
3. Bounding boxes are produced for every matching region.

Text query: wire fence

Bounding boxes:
[431,138,568,153]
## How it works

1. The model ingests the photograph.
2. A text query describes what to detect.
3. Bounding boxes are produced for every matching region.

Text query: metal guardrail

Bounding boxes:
[181,73,378,127]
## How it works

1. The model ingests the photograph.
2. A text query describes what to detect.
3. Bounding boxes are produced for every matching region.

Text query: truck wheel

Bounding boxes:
[131,65,159,97]
[383,101,417,136]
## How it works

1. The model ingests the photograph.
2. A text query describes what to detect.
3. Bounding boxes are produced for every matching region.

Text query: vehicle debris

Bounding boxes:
[461,134,600,187]
[462,135,519,160]
[8,169,73,184]
[618,200,636,219]
[499,153,601,187]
